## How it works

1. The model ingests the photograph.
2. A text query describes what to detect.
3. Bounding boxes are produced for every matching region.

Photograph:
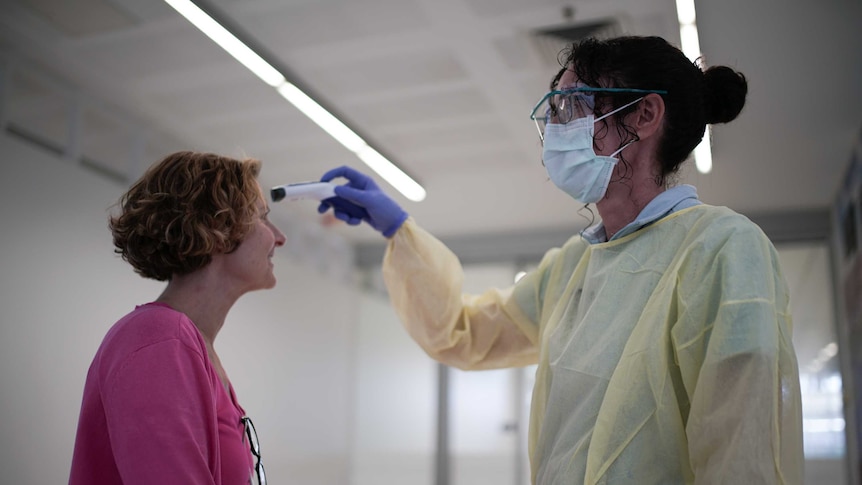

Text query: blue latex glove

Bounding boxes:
[317,166,408,238]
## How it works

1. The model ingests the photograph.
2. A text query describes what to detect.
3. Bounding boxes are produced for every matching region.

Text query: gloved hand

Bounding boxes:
[318,165,408,238]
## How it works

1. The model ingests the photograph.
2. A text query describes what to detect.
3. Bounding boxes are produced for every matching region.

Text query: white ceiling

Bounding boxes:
[0,0,857,374]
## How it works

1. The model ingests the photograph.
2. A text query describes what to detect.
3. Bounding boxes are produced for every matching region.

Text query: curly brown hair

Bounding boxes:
[109,151,263,281]
[552,36,747,185]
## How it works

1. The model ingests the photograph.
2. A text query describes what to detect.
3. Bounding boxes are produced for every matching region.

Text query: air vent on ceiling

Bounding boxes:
[530,17,622,68]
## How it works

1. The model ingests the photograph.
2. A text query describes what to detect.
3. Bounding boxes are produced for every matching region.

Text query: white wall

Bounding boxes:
[351,290,437,485]
[349,263,527,485]
[0,132,358,484]
[450,264,523,485]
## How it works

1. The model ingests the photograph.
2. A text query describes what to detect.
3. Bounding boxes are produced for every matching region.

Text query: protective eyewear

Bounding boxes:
[242,416,267,485]
[529,86,667,140]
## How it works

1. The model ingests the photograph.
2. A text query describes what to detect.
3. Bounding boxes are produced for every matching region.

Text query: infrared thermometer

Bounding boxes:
[270,181,337,202]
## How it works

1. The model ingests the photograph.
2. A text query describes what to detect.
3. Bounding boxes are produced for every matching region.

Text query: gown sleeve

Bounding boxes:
[382,218,543,370]
[672,218,804,484]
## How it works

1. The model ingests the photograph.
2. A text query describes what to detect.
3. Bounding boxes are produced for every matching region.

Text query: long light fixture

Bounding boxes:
[163,0,427,202]
[675,0,712,174]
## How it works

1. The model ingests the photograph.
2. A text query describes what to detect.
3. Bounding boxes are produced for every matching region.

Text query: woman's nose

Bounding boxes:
[272,224,286,246]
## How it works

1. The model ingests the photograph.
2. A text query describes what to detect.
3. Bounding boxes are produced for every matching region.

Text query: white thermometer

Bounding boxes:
[270,181,337,202]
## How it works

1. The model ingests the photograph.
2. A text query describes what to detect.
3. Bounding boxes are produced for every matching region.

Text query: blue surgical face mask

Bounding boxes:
[541,97,642,204]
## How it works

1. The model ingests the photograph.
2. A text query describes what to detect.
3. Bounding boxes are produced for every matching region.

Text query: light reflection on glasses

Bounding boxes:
[242,416,267,485]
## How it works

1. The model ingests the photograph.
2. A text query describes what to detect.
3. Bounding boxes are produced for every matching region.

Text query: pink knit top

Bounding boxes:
[70,303,255,484]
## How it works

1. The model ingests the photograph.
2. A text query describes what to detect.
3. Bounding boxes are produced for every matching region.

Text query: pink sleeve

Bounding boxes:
[102,339,220,485]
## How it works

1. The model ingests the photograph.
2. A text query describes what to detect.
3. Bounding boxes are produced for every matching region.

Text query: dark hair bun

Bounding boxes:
[703,65,748,124]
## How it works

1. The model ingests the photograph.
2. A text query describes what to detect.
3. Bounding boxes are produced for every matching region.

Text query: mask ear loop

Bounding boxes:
[609,141,634,158]
[594,96,644,123]
[593,96,644,158]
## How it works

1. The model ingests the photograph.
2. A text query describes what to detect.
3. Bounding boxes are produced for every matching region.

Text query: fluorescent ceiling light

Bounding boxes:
[694,128,712,174]
[675,0,697,25]
[679,24,702,63]
[356,146,427,201]
[277,83,366,152]
[675,0,711,174]
[164,0,426,201]
[164,0,285,87]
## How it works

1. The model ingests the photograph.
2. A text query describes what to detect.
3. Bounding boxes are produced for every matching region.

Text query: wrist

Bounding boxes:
[381,211,409,238]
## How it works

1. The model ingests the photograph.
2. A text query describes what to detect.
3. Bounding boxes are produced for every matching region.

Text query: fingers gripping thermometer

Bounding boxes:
[270,182,337,202]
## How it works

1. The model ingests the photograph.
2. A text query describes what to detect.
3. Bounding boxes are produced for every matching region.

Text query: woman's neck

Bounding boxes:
[155,268,239,347]
[597,173,664,239]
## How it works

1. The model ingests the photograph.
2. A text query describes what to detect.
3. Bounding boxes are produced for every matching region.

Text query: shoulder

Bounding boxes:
[98,303,207,364]
[547,231,592,263]
[674,206,783,289]
[674,205,771,250]
[538,232,589,270]
[680,204,759,229]
[524,232,590,298]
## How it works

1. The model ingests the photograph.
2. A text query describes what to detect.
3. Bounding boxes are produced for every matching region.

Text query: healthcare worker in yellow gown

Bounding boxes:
[318,35,804,484]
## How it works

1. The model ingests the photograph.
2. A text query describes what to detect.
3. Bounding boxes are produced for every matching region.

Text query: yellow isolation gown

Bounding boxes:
[382,204,803,485]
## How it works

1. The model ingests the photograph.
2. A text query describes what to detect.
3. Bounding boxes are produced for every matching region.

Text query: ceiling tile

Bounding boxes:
[343,87,492,128]
[22,0,136,37]
[308,49,470,98]
[233,0,429,49]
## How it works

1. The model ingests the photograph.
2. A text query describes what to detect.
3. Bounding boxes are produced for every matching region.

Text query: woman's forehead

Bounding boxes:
[556,68,583,90]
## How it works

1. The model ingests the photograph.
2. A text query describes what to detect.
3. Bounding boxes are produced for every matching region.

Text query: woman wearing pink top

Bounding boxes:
[70,151,285,485]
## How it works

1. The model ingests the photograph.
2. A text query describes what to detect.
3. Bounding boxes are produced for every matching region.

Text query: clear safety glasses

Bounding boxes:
[529,86,668,141]
[242,416,267,485]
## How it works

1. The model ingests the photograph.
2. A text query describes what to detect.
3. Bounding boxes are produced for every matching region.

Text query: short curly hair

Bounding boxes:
[109,151,263,281]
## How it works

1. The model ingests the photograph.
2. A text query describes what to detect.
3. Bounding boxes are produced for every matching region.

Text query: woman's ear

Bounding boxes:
[634,93,666,139]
